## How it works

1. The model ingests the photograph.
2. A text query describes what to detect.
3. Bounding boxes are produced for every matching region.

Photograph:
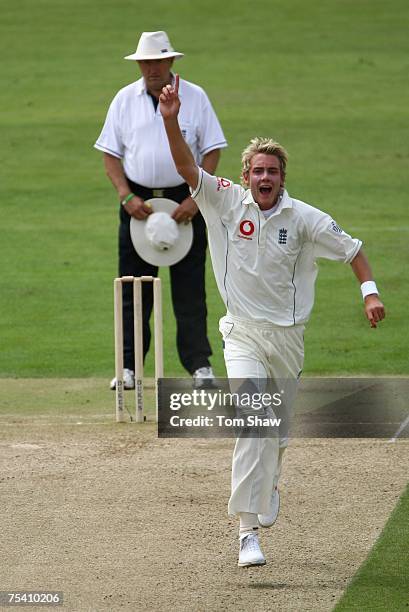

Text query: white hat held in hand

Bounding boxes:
[124,31,184,61]
[130,198,193,266]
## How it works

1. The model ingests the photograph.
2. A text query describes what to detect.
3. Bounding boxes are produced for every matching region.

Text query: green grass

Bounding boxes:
[0,377,156,424]
[1,0,408,379]
[334,483,409,611]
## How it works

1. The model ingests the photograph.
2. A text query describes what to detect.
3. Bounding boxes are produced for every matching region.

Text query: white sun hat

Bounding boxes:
[124,31,184,61]
[130,198,193,266]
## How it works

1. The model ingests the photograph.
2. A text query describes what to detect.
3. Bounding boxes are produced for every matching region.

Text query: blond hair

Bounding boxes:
[241,137,288,186]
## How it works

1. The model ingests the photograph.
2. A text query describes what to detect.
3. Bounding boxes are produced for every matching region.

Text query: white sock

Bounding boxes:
[239,512,259,537]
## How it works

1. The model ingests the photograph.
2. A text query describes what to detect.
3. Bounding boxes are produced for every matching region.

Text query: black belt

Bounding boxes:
[126,179,190,203]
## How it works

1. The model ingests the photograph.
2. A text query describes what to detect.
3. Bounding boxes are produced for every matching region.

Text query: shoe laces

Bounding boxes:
[241,533,259,553]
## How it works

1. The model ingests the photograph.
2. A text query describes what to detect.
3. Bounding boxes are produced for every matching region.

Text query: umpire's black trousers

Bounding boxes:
[118,180,212,374]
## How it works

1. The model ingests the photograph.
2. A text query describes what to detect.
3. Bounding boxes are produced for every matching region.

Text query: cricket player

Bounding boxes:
[159,75,385,567]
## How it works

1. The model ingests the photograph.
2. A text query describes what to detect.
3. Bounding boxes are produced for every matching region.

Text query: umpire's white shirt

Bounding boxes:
[192,169,362,326]
[94,76,227,188]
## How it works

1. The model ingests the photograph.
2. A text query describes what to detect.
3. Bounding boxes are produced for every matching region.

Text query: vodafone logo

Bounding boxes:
[239,220,255,236]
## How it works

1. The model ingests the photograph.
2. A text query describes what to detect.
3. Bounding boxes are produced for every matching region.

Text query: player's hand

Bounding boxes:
[159,74,181,119]
[364,295,385,328]
[123,195,152,220]
[171,196,198,224]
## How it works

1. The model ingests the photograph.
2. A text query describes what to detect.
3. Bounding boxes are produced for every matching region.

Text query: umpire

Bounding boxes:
[94,31,227,389]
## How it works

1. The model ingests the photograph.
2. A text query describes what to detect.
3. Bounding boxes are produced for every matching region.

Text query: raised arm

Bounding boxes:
[159,74,199,191]
[350,249,385,328]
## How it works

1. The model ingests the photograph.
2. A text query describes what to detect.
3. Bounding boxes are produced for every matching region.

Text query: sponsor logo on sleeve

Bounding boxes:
[216,177,232,191]
[331,221,343,234]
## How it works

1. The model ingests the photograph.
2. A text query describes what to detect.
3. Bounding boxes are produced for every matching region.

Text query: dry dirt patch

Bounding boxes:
[1,413,408,611]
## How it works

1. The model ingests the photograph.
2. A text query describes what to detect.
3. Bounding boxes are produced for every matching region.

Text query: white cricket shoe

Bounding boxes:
[258,487,280,528]
[238,532,266,567]
[193,366,215,389]
[110,368,135,390]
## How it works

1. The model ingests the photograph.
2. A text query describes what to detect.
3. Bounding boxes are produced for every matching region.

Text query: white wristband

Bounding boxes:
[361,281,378,300]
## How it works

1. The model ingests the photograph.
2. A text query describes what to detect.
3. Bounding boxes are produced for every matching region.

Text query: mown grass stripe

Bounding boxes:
[334,483,409,611]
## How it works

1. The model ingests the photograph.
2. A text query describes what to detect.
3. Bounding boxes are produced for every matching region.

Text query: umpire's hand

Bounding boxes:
[172,196,199,225]
[123,196,153,220]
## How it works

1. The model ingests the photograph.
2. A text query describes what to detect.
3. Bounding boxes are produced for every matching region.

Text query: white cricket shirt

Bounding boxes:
[94,76,227,188]
[191,169,362,325]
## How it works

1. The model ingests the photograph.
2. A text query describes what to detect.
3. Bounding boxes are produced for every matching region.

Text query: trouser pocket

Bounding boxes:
[219,316,234,341]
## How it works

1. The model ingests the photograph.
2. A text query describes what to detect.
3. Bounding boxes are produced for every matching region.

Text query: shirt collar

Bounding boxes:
[135,73,182,96]
[242,188,293,215]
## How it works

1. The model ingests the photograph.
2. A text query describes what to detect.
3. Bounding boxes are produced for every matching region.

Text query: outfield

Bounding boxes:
[1,0,408,610]
[1,0,408,378]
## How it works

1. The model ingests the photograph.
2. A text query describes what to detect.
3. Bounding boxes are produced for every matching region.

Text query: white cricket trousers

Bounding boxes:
[219,313,304,516]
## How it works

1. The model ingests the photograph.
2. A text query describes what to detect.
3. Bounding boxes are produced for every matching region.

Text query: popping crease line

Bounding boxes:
[389,413,409,443]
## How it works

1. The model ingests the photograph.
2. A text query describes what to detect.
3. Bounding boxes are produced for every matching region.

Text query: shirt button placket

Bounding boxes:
[259,222,267,250]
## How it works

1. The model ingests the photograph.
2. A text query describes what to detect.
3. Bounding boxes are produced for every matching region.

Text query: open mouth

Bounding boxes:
[259,186,272,195]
